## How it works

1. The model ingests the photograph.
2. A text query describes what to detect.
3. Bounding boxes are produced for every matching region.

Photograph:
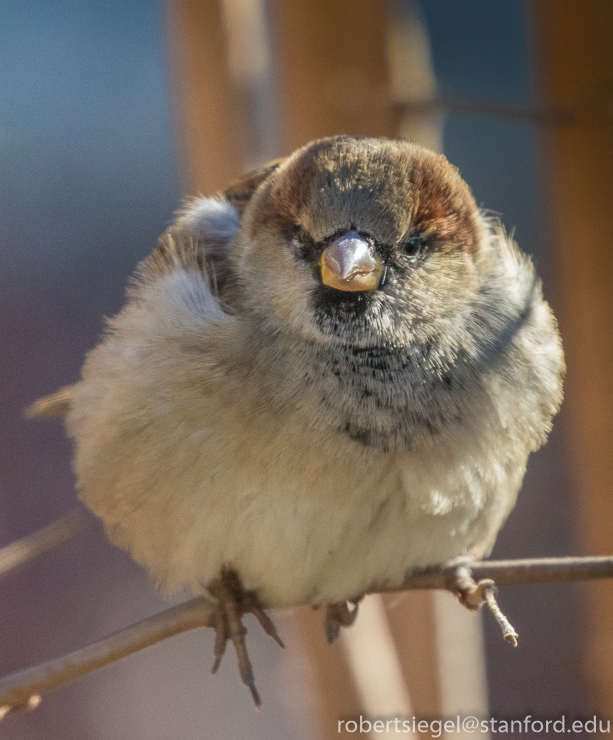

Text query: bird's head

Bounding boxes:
[233,135,485,349]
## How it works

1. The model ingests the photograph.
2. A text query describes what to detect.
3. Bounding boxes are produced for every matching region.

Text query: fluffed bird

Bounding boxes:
[29,135,564,704]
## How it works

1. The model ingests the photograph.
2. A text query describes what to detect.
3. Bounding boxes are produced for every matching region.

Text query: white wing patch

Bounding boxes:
[175,197,240,241]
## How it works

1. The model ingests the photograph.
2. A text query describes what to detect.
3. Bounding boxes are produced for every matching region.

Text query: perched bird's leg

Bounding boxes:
[448,560,490,611]
[207,568,284,707]
[445,551,489,610]
[448,563,519,646]
[324,598,362,644]
[453,565,495,611]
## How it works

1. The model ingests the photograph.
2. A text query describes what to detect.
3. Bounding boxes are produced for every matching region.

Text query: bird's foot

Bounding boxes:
[207,568,284,707]
[454,571,496,612]
[324,598,362,643]
[444,552,488,611]
[449,562,518,646]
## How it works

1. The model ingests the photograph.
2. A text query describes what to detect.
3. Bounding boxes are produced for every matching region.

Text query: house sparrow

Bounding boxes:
[29,135,564,704]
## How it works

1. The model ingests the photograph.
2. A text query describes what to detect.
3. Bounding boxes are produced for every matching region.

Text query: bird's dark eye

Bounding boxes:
[291,226,321,262]
[404,233,429,256]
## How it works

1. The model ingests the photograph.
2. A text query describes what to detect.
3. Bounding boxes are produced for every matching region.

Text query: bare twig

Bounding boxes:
[394,95,613,127]
[1,554,612,716]
[484,587,519,646]
[24,385,74,419]
[372,555,613,592]
[0,597,216,717]
[0,508,88,578]
[431,564,518,646]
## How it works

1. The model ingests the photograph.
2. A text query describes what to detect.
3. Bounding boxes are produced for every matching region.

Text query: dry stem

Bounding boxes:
[395,95,613,127]
[0,509,88,578]
[1,554,612,716]
[0,597,215,717]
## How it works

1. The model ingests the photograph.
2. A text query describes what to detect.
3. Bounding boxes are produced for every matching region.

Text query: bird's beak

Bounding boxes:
[319,232,384,292]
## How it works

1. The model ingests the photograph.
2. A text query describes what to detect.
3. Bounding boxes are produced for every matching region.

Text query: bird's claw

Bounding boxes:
[457,577,497,612]
[448,563,492,611]
[324,598,361,643]
[207,569,284,707]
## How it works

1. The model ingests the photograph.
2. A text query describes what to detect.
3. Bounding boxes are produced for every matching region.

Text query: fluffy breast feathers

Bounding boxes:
[61,138,563,606]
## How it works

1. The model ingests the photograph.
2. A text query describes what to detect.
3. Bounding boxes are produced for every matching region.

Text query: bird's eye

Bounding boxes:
[291,226,320,263]
[404,233,429,256]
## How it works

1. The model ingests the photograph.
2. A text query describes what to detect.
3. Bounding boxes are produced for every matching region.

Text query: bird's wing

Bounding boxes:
[223,157,286,217]
[25,158,286,421]
[142,156,287,300]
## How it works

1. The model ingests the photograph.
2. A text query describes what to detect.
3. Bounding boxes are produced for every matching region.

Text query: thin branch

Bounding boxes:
[1,554,612,716]
[0,508,88,578]
[0,597,216,717]
[484,587,519,646]
[394,95,613,127]
[372,555,613,592]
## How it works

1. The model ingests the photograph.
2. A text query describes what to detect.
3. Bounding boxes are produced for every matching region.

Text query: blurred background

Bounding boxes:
[1,1,612,738]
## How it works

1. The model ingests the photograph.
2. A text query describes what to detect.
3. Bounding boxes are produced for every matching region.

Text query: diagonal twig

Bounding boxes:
[0,508,88,579]
[0,597,216,718]
[1,554,612,716]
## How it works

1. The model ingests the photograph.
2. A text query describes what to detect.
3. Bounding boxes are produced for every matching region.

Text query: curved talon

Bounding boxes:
[458,577,496,612]
[450,560,500,614]
[449,564,489,611]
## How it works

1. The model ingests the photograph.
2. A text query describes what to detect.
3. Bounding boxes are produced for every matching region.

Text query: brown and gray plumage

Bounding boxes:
[29,135,564,703]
